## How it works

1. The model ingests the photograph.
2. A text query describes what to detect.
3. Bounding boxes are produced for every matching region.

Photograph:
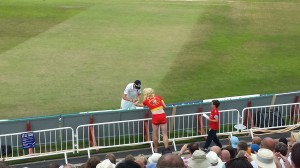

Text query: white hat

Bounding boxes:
[188,150,210,168]
[96,159,114,168]
[251,148,276,168]
[148,153,162,163]
[206,151,223,168]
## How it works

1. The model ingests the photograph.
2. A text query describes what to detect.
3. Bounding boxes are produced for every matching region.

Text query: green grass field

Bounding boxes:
[1,0,300,119]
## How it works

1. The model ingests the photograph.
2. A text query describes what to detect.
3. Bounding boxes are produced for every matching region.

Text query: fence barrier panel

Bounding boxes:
[76,109,241,154]
[0,127,74,162]
[76,118,153,154]
[241,103,300,134]
[165,109,241,147]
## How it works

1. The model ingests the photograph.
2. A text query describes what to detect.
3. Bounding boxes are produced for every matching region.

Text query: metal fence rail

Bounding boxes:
[76,118,153,157]
[76,109,241,155]
[165,109,240,150]
[0,127,74,163]
[241,103,300,132]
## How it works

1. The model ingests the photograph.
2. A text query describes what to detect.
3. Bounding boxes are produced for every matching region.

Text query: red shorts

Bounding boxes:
[152,113,167,125]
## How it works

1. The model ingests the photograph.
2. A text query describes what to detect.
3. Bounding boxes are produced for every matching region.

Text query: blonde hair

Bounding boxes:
[143,88,155,100]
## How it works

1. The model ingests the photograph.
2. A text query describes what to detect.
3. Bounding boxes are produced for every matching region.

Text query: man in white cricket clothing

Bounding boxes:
[120,80,142,110]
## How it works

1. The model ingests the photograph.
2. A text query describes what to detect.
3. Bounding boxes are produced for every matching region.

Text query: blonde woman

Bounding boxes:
[135,88,169,153]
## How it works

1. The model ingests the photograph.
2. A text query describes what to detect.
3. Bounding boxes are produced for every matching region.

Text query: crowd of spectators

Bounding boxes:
[1,132,299,168]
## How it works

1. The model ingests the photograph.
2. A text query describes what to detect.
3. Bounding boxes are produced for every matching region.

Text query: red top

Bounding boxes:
[143,96,163,111]
[209,108,219,130]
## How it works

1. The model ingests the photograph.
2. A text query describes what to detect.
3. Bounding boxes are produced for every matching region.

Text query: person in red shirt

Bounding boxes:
[135,88,169,153]
[202,100,222,152]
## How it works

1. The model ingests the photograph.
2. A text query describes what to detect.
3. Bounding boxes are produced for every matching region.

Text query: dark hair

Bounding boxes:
[212,100,220,108]
[162,147,172,155]
[225,157,253,168]
[275,142,288,156]
[224,146,236,159]
[157,154,184,168]
[79,163,86,168]
[106,153,117,164]
[125,154,135,161]
[116,160,141,168]
[237,141,248,151]
[85,156,100,168]
[279,138,288,146]
[48,163,60,168]
[291,142,300,168]
[0,162,11,168]
[187,143,199,154]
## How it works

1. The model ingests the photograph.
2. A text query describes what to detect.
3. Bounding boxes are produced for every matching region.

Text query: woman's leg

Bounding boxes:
[160,123,169,148]
[152,124,159,152]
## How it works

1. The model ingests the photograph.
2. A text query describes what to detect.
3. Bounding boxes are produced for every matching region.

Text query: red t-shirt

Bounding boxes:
[143,96,163,110]
[209,108,219,130]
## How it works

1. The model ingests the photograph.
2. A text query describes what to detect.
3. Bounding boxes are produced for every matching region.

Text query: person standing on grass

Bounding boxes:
[202,100,222,152]
[120,80,142,110]
[135,88,169,153]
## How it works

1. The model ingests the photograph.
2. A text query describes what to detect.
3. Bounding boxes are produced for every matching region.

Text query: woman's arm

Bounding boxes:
[162,100,167,108]
[134,102,144,107]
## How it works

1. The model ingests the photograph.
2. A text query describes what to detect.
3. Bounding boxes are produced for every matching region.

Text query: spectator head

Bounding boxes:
[275,142,288,156]
[147,153,161,164]
[161,148,172,155]
[64,164,75,168]
[206,151,222,168]
[212,100,220,108]
[250,144,260,154]
[224,146,236,159]
[236,150,246,158]
[225,157,253,168]
[0,162,11,168]
[220,149,230,162]
[230,136,239,149]
[125,154,135,161]
[136,154,147,166]
[96,159,114,168]
[291,132,300,144]
[105,153,117,164]
[279,137,288,146]
[210,146,221,157]
[48,163,60,168]
[135,159,145,168]
[188,150,209,168]
[157,154,184,168]
[237,141,248,152]
[261,137,275,151]
[187,143,199,155]
[86,156,101,168]
[291,142,300,168]
[252,136,262,145]
[116,160,140,168]
[252,148,275,168]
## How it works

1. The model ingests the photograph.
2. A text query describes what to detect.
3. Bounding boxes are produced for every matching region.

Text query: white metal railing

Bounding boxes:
[165,109,240,150]
[76,109,241,155]
[76,118,153,157]
[0,127,74,163]
[242,103,300,132]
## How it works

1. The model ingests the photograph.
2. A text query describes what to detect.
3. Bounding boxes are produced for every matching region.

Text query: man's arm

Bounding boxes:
[122,94,134,102]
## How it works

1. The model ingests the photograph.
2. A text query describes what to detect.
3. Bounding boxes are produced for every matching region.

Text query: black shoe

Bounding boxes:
[200,148,208,153]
